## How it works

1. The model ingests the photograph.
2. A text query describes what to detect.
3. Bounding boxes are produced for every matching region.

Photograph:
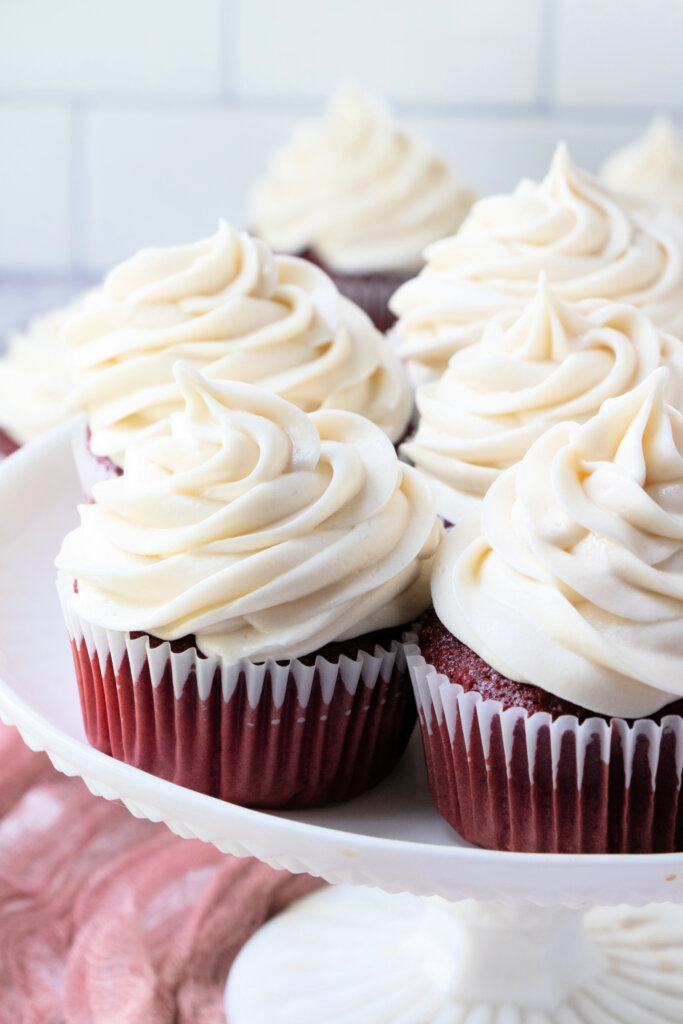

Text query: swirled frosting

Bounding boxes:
[602,117,683,218]
[57,364,441,662]
[249,85,475,273]
[402,276,683,522]
[63,220,412,466]
[0,291,97,444]
[392,143,683,380]
[433,369,683,717]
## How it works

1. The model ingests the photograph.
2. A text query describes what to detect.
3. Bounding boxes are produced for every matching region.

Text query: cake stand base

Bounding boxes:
[226,886,683,1023]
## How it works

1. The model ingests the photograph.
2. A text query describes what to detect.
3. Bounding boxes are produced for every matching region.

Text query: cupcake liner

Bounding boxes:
[407,647,683,853]
[301,250,411,334]
[59,583,417,810]
[328,271,405,334]
[72,418,121,500]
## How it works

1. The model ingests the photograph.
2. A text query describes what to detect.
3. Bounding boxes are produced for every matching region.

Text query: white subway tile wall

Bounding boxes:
[0,0,681,276]
[555,0,683,108]
[0,105,72,272]
[0,0,224,97]
[84,107,297,268]
[237,0,544,103]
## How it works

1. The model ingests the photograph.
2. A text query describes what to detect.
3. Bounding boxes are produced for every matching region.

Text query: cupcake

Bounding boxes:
[392,143,683,384]
[408,370,683,852]
[602,116,683,218]
[401,274,683,523]
[62,220,412,497]
[0,290,96,456]
[57,363,441,809]
[249,85,475,332]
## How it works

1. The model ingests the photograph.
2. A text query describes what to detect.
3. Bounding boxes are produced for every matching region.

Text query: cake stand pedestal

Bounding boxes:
[1,426,683,1024]
[227,891,683,1023]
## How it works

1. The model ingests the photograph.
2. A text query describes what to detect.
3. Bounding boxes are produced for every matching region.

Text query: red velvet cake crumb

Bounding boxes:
[420,610,683,724]
[131,623,410,664]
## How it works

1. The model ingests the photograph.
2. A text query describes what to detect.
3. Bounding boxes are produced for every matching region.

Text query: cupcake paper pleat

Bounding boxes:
[408,647,683,854]
[60,584,417,810]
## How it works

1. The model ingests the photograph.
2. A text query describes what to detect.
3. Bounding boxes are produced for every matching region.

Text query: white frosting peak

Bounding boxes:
[249,85,475,273]
[392,144,683,379]
[57,365,440,662]
[434,370,683,717]
[402,278,683,522]
[63,221,412,465]
[602,116,683,218]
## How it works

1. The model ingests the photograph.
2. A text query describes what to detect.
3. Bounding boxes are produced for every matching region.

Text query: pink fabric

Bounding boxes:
[0,723,320,1022]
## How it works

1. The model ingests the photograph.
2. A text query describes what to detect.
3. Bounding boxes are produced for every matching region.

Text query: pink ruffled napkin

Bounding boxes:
[0,722,319,1022]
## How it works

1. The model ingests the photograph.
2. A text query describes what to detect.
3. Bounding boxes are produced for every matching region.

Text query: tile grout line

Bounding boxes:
[220,0,237,100]
[536,0,559,113]
[0,93,675,124]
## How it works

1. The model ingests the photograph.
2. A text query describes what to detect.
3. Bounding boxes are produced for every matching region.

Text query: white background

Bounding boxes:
[1,0,682,277]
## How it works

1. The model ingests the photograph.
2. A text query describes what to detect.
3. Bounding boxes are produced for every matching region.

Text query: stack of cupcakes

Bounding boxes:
[15,90,682,850]
[393,143,683,853]
[52,209,441,811]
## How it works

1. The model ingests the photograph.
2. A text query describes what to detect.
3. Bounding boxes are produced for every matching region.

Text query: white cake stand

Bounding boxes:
[2,425,683,1023]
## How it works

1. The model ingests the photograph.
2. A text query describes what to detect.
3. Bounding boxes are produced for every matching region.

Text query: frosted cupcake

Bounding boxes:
[62,220,412,495]
[409,371,683,852]
[57,364,441,808]
[0,290,97,455]
[392,143,683,383]
[602,117,683,218]
[249,85,475,332]
[402,275,683,522]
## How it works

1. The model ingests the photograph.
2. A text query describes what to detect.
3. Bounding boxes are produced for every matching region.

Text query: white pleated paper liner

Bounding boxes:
[406,647,683,853]
[58,580,417,810]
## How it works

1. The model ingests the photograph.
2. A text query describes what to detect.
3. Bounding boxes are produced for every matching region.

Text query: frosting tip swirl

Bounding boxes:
[58,365,439,663]
[434,369,683,718]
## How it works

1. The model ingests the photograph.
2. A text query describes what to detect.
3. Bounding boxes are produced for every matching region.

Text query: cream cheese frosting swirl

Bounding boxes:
[0,290,98,444]
[392,143,683,380]
[63,220,412,465]
[433,369,683,718]
[249,85,475,273]
[402,276,683,522]
[602,117,683,218]
[57,364,441,662]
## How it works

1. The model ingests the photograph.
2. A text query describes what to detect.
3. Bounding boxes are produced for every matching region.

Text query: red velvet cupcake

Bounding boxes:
[408,372,683,853]
[249,86,474,334]
[57,364,441,809]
